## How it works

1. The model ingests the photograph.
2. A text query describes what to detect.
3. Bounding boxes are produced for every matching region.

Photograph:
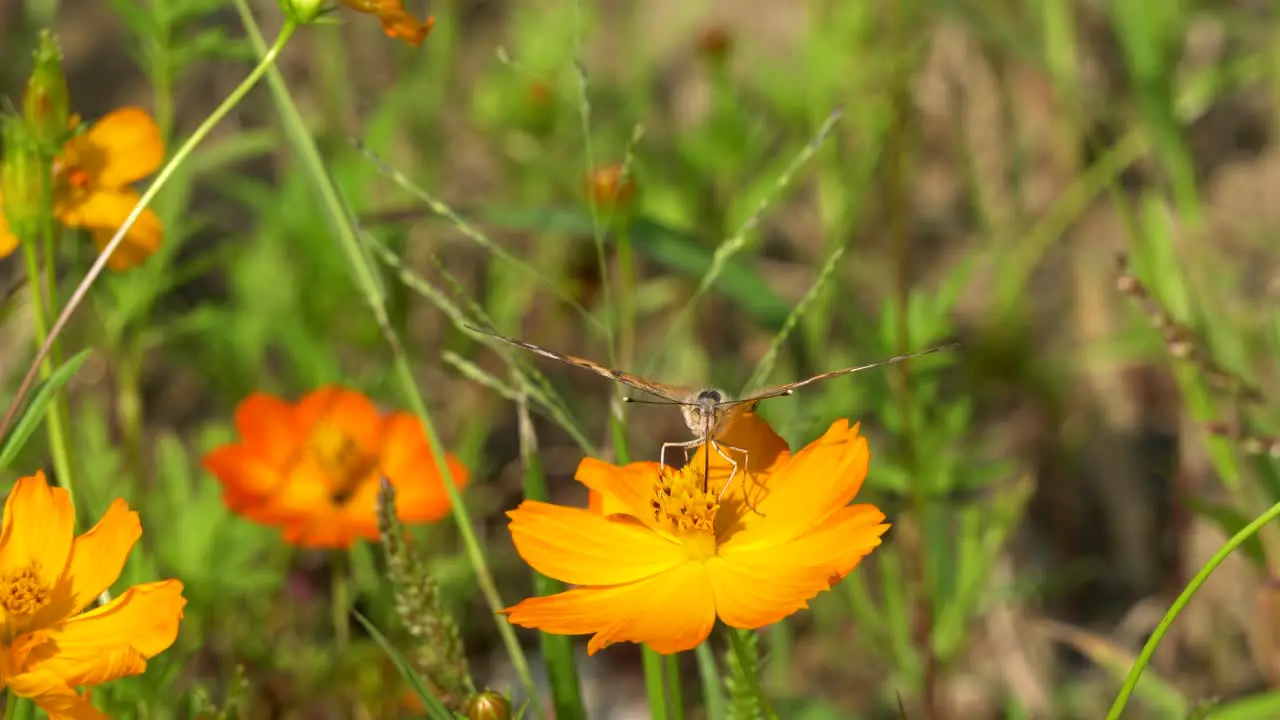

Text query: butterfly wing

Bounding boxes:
[738,341,960,402]
[470,326,691,403]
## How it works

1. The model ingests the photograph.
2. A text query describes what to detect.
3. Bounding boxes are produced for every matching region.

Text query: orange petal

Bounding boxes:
[691,410,790,488]
[0,190,18,258]
[23,580,185,685]
[574,457,668,534]
[55,188,162,270]
[723,420,869,552]
[232,391,304,467]
[508,500,684,586]
[708,504,887,629]
[0,472,75,590]
[2,672,109,720]
[294,386,385,457]
[71,107,164,188]
[504,560,715,655]
[202,446,290,506]
[378,412,469,523]
[279,513,363,549]
[31,499,141,629]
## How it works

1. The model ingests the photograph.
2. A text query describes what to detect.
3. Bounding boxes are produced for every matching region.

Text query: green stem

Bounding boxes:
[726,629,777,720]
[0,22,298,443]
[19,239,75,507]
[1107,499,1280,719]
[615,224,636,368]
[331,552,351,650]
[517,396,586,720]
[666,654,685,720]
[642,648,669,720]
[228,1,542,711]
[694,643,726,720]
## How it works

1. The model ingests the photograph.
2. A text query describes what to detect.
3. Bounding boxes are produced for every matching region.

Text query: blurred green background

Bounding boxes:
[4,0,1280,717]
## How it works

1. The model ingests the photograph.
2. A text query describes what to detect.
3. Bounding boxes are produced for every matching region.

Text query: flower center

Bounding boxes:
[308,423,380,504]
[0,565,51,618]
[651,465,718,560]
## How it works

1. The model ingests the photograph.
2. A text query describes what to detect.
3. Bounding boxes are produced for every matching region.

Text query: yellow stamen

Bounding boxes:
[651,465,718,560]
[308,422,380,504]
[0,565,51,617]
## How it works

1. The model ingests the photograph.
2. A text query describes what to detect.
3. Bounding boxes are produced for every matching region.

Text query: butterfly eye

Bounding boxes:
[696,389,722,402]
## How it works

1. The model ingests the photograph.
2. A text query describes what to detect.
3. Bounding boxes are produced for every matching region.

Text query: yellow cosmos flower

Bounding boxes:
[503,413,889,655]
[0,471,186,718]
[0,107,165,270]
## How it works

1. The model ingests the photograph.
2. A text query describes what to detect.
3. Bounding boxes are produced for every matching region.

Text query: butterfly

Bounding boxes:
[470,324,959,505]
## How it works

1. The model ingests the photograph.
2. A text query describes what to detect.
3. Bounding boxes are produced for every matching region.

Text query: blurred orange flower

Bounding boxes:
[202,385,469,549]
[584,164,636,213]
[0,107,165,270]
[339,0,435,47]
[503,413,889,655]
[0,471,186,718]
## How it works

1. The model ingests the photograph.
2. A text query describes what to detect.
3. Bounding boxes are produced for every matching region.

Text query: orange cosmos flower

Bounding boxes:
[0,471,186,718]
[0,107,165,271]
[503,413,889,655]
[339,0,435,47]
[202,385,470,549]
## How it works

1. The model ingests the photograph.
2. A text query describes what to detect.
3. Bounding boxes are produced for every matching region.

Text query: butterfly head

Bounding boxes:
[681,388,734,439]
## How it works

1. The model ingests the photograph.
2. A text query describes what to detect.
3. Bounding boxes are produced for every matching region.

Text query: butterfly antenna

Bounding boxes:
[622,396,691,407]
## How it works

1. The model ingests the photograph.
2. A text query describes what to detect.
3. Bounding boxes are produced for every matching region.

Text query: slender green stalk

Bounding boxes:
[666,654,685,720]
[615,224,636,370]
[331,553,351,650]
[727,629,777,720]
[2,691,14,720]
[695,643,726,720]
[642,648,670,720]
[0,22,299,443]
[19,239,74,506]
[228,1,541,710]
[1107,500,1280,719]
[517,394,586,720]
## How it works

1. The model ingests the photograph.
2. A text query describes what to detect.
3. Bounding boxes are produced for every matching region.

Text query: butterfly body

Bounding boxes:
[470,325,957,504]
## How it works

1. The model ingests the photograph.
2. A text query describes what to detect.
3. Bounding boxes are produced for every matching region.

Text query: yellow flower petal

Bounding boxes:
[574,457,669,534]
[723,419,869,552]
[508,500,685,586]
[70,107,163,189]
[22,580,185,685]
[31,499,141,630]
[504,560,716,655]
[711,505,889,628]
[0,472,74,591]
[1,672,109,720]
[54,186,161,270]
[0,190,18,258]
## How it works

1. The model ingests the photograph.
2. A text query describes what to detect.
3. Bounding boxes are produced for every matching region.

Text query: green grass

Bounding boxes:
[4,0,1280,717]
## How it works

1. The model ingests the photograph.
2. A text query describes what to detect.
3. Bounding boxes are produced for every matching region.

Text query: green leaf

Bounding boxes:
[0,349,92,470]
[351,610,458,720]
[1201,691,1280,719]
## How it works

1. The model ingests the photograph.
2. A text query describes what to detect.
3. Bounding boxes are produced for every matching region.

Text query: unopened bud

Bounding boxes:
[23,31,70,151]
[1,117,47,241]
[585,164,637,216]
[464,690,511,720]
[279,0,326,24]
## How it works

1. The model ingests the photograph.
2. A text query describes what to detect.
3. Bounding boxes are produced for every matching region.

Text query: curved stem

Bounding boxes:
[227,0,542,709]
[1106,499,1280,719]
[19,238,75,507]
[0,22,299,443]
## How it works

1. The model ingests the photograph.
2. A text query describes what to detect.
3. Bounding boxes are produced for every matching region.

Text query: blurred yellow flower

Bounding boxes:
[0,106,165,271]
[339,0,435,47]
[0,471,186,718]
[503,413,889,654]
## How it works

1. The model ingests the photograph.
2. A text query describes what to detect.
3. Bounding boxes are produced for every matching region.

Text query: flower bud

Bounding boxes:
[23,31,70,151]
[464,690,511,720]
[1,117,47,242]
[585,164,637,215]
[278,0,326,24]
[697,25,734,66]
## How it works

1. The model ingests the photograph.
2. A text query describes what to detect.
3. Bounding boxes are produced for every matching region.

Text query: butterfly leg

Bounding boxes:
[713,441,764,516]
[660,438,703,471]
